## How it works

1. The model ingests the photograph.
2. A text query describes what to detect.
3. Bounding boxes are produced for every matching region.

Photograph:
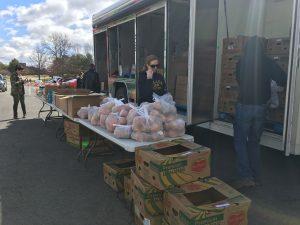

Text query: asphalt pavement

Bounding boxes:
[0,83,299,225]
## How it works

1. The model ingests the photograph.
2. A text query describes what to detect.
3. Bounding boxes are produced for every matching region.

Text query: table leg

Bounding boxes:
[38,102,46,118]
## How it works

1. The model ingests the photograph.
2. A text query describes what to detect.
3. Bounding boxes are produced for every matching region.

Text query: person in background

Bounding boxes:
[233,36,286,189]
[76,71,84,89]
[82,64,100,93]
[10,65,26,119]
[138,55,167,105]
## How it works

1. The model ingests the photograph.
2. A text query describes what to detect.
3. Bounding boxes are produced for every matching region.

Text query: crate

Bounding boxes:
[266,38,290,55]
[223,36,249,53]
[221,53,241,70]
[218,99,236,115]
[267,54,289,73]
[219,85,239,102]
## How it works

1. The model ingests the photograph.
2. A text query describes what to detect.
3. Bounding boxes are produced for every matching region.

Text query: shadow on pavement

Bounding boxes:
[189,126,300,225]
[0,119,132,225]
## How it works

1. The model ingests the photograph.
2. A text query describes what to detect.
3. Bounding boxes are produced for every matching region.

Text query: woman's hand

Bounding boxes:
[146,69,153,79]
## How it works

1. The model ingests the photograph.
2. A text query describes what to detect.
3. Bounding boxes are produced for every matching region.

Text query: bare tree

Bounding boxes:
[42,32,72,76]
[42,32,72,59]
[29,44,48,80]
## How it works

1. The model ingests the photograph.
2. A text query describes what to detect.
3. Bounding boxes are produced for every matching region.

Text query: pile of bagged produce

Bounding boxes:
[77,94,185,142]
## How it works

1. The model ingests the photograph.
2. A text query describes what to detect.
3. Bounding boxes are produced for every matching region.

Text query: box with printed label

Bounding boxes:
[164,177,251,225]
[135,139,211,190]
[134,204,163,225]
[103,159,135,192]
[132,170,164,216]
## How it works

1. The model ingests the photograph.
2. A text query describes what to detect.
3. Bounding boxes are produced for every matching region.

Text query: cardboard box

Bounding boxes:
[266,38,290,55]
[132,170,164,216]
[219,85,239,102]
[67,95,105,118]
[103,159,135,192]
[135,139,211,190]
[164,177,251,225]
[222,53,241,70]
[267,54,289,73]
[55,88,91,95]
[66,134,81,148]
[223,36,249,53]
[218,99,236,115]
[221,69,238,86]
[134,204,163,225]
[124,175,134,203]
[162,218,170,225]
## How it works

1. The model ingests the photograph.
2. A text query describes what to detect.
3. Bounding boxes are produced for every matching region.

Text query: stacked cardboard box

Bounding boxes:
[265,38,290,124]
[133,139,211,225]
[218,36,249,115]
[55,94,105,118]
[103,159,135,192]
[219,36,289,125]
[64,119,89,148]
[164,177,251,225]
[124,175,134,203]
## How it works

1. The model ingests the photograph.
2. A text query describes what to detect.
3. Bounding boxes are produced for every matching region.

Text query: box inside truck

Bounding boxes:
[215,0,294,135]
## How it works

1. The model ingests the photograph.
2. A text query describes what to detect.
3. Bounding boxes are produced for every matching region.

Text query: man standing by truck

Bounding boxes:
[10,65,26,119]
[233,36,286,189]
[82,64,101,93]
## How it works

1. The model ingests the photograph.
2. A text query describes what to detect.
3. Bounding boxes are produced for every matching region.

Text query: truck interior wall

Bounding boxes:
[136,8,165,73]
[191,0,219,124]
[94,32,108,90]
[108,27,119,76]
[167,0,190,111]
[215,0,294,130]
[118,21,135,77]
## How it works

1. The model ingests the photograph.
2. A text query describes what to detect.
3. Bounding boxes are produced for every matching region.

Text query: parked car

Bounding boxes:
[0,74,7,92]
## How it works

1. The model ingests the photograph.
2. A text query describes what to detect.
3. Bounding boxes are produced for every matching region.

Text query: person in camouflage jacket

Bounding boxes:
[10,65,26,119]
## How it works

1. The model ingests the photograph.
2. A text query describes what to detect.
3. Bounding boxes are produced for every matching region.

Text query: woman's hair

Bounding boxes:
[143,55,159,71]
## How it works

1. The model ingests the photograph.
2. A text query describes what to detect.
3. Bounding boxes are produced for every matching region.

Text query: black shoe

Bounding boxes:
[14,116,18,119]
[23,114,26,118]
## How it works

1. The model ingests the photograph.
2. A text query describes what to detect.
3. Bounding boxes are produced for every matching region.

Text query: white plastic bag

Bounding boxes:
[269,80,284,109]
[164,118,186,138]
[114,125,132,139]
[77,106,89,119]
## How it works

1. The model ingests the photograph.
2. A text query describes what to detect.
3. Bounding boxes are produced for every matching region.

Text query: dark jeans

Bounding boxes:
[233,103,266,181]
[13,94,26,117]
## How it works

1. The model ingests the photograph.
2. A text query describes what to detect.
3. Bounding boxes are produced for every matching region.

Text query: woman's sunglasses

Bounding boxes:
[150,64,159,68]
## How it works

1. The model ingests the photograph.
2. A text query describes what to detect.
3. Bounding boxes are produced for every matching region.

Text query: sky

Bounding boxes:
[0,0,117,65]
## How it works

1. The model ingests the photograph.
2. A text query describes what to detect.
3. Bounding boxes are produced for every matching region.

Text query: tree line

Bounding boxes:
[0,32,94,80]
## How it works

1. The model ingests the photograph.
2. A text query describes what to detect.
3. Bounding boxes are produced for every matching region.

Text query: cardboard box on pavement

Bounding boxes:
[134,204,163,225]
[124,175,134,203]
[131,170,164,217]
[103,159,135,192]
[135,139,211,190]
[164,177,251,225]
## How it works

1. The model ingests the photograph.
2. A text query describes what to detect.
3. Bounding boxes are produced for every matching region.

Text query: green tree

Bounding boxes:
[0,62,7,70]
[7,58,20,73]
